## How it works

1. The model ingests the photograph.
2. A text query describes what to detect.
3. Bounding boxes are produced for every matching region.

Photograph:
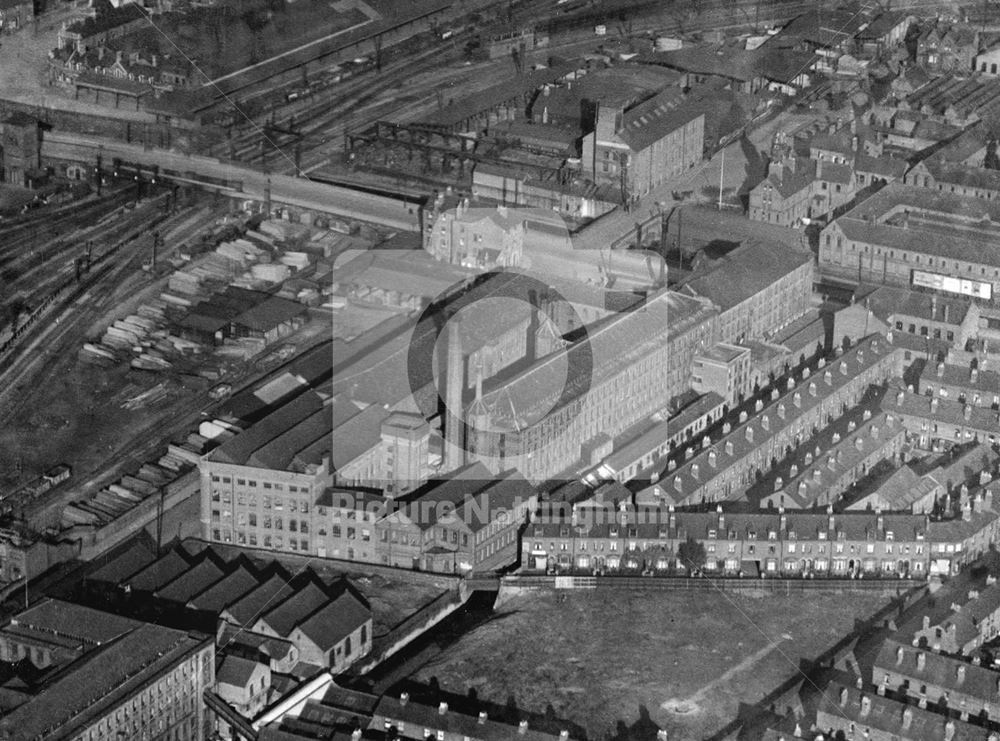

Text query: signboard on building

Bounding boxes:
[912,270,993,300]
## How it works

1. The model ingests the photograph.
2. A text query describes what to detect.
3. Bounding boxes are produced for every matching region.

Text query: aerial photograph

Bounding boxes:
[5,0,1000,738]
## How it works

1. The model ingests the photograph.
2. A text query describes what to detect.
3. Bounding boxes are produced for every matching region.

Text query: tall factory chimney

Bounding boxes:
[443,316,466,471]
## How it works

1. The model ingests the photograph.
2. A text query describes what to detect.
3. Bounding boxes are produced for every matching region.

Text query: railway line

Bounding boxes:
[210,0,943,179]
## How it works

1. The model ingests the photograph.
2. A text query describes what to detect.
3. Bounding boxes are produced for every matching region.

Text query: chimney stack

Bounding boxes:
[443,317,465,471]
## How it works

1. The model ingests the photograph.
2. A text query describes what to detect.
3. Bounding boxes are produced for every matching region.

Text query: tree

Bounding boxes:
[677,537,707,573]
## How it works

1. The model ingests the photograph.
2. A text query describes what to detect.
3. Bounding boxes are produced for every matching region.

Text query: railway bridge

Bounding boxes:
[41,131,421,232]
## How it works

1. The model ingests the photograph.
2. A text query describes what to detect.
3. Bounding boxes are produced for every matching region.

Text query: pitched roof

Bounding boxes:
[295,589,370,651]
[678,241,813,313]
[615,87,704,153]
[256,582,330,638]
[370,696,576,741]
[217,654,266,689]
[125,548,192,592]
[187,565,260,613]
[865,465,939,510]
[817,680,993,741]
[224,573,295,628]
[635,335,896,505]
[476,289,717,428]
[155,556,225,604]
[87,540,157,584]
[210,391,328,466]
[0,624,208,740]
[875,639,1000,702]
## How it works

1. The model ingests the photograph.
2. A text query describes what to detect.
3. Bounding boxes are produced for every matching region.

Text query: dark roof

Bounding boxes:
[125,547,192,592]
[224,573,295,627]
[295,589,370,651]
[233,296,307,333]
[187,566,260,613]
[218,623,294,661]
[616,87,703,153]
[256,582,330,637]
[678,241,812,312]
[155,556,225,604]
[217,654,266,689]
[87,539,156,584]
[210,391,327,466]
[241,398,359,470]
[370,696,576,741]
[875,639,1000,703]
[4,599,140,646]
[817,680,993,741]
[0,623,208,740]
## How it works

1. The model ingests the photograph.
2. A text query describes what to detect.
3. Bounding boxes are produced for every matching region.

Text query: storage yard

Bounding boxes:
[0,190,401,538]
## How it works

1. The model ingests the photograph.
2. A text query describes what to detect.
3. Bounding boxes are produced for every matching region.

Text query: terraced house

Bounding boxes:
[525,492,1000,577]
[633,335,901,506]
[874,639,1000,721]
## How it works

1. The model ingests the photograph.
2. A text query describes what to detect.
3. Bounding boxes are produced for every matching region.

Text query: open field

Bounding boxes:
[412,589,892,740]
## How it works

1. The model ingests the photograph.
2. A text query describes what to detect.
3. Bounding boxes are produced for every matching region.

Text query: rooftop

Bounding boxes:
[4,598,140,648]
[635,335,895,505]
[0,621,209,740]
[875,639,1000,704]
[678,241,812,313]
[477,289,716,427]
[817,680,993,741]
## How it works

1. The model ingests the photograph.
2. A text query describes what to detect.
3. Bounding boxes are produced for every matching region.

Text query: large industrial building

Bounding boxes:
[461,288,719,483]
[819,183,1000,301]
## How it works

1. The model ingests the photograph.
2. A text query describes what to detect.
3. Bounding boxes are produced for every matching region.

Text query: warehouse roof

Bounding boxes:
[0,622,208,740]
[477,289,715,427]
[678,241,812,313]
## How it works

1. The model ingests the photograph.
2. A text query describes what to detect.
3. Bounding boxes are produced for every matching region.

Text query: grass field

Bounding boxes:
[413,589,891,740]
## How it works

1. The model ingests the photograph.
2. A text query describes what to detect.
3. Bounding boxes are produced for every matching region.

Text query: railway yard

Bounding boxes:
[0,0,968,533]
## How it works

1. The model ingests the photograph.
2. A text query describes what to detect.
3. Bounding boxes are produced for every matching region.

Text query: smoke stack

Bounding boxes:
[443,317,465,470]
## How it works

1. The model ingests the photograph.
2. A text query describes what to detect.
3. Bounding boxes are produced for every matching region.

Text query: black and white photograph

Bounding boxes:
[1,0,1000,738]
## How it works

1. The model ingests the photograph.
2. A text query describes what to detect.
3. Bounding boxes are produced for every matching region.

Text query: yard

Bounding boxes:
[412,588,892,740]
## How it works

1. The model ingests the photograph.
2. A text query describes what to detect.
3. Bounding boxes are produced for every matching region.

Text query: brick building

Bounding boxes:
[911,583,1000,656]
[524,496,1000,577]
[676,241,814,346]
[920,362,1000,409]
[0,599,214,740]
[376,463,537,573]
[635,335,901,506]
[759,410,907,510]
[581,87,704,199]
[891,388,1000,451]
[816,681,996,741]
[464,289,718,482]
[873,639,1000,720]
[521,504,998,578]
[0,112,41,187]
[423,198,526,270]
[819,184,1000,300]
